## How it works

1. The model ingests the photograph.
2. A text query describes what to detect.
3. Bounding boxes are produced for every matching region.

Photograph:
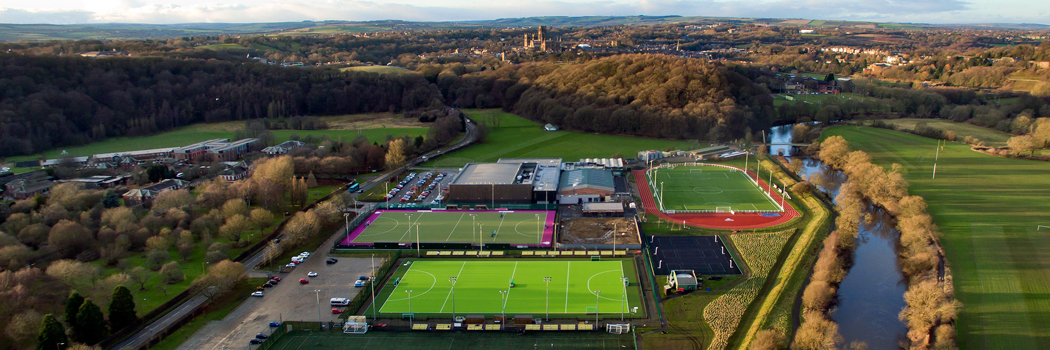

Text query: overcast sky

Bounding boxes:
[0,0,1046,25]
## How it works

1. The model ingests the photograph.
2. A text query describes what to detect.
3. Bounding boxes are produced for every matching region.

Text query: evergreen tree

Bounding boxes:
[108,286,138,331]
[74,300,107,345]
[101,190,120,208]
[36,314,68,350]
[306,172,318,189]
[64,291,85,327]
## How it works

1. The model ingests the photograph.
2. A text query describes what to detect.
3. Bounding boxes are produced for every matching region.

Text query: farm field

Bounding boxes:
[343,210,553,246]
[771,93,877,106]
[264,330,634,350]
[368,259,643,318]
[822,126,1050,350]
[426,109,697,167]
[645,164,780,212]
[875,118,1013,145]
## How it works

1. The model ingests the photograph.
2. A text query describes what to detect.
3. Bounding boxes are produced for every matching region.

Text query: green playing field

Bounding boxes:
[646,164,781,212]
[347,210,552,245]
[369,259,642,318]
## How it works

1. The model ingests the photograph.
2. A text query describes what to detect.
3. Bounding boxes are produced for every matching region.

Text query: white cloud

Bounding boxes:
[0,0,1046,24]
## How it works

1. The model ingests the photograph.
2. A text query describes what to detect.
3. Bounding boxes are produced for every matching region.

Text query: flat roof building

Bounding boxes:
[448,159,562,204]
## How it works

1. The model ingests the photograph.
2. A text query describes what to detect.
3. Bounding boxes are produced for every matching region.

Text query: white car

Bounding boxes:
[300,252,310,258]
[307,272,318,277]
[251,291,264,297]
[285,263,296,268]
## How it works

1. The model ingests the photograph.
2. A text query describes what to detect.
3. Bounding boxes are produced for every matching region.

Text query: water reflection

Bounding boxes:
[768,125,907,349]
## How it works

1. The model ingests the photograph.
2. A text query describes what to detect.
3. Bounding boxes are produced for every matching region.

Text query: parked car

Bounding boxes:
[299,278,309,284]
[251,291,264,297]
[270,277,281,282]
[269,321,280,327]
[307,271,318,277]
[255,333,269,339]
[332,308,342,314]
[326,258,338,264]
[285,263,296,269]
[249,339,263,345]
[262,282,273,288]
[354,280,366,287]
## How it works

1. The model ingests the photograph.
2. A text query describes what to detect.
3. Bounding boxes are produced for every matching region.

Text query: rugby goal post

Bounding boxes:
[1039,225,1050,231]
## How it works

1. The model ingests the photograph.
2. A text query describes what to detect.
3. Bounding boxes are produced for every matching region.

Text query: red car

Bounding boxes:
[299,278,309,284]
[331,308,342,314]
[270,277,281,282]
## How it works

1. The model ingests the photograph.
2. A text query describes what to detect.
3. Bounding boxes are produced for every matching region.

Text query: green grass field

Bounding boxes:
[645,164,780,212]
[426,109,697,168]
[5,123,426,166]
[264,330,634,350]
[350,210,550,245]
[875,118,1013,145]
[822,126,1050,350]
[369,259,642,318]
[340,66,418,75]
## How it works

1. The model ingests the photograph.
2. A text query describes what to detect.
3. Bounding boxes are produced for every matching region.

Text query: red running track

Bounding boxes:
[632,168,800,230]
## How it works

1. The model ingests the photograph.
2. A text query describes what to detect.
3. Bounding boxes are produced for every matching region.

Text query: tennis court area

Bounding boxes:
[264,330,634,350]
[368,259,643,318]
[342,210,554,247]
[645,164,781,213]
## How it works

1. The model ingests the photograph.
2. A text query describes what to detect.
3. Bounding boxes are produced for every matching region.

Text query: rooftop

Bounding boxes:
[452,163,523,185]
[559,168,615,192]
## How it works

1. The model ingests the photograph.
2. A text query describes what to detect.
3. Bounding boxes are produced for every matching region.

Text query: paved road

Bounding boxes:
[114,115,478,350]
[175,232,383,350]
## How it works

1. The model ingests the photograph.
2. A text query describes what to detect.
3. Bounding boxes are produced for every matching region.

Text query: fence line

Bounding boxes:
[644,162,785,214]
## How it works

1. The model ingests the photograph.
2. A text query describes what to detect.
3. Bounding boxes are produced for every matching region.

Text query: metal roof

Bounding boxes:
[582,202,624,212]
[559,168,614,193]
[452,163,523,185]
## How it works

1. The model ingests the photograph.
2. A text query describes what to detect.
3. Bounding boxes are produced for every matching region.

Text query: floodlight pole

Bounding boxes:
[499,290,508,324]
[621,277,629,321]
[449,277,458,319]
[314,289,322,328]
[544,277,552,321]
[471,214,477,248]
[406,290,414,326]
[659,181,665,212]
[479,223,484,253]
[613,223,617,253]
[536,214,542,245]
[416,223,421,257]
[343,212,350,242]
[385,182,389,210]
[594,290,601,326]
[371,254,377,321]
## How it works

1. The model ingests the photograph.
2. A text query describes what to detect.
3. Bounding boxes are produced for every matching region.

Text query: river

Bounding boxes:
[769,125,908,349]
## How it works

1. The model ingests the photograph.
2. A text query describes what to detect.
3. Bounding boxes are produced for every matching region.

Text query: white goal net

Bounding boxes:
[715,206,732,213]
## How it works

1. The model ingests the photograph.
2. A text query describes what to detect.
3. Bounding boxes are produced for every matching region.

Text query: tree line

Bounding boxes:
[791,136,960,350]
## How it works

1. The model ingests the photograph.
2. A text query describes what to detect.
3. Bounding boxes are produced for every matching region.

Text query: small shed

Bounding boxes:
[582,202,624,217]
[667,270,699,292]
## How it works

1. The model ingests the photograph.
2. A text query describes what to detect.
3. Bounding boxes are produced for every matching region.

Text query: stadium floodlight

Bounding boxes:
[314,289,322,328]
[499,290,508,323]
[470,214,477,248]
[621,277,629,321]
[449,277,458,319]
[594,290,601,325]
[660,181,665,212]
[371,254,377,321]
[406,290,414,326]
[544,277,552,321]
[536,214,542,245]
[479,223,484,253]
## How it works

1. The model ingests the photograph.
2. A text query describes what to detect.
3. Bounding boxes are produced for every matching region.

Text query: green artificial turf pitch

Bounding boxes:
[350,210,550,245]
[372,260,641,317]
[645,164,781,212]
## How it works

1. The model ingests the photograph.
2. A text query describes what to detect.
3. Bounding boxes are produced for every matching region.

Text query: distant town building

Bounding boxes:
[2,172,54,200]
